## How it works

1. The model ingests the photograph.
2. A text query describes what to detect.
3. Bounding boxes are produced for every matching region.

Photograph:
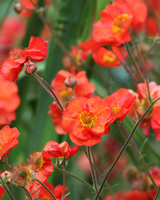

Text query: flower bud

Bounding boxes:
[64,76,78,88]
[1,171,13,184]
[13,3,22,14]
[24,62,37,76]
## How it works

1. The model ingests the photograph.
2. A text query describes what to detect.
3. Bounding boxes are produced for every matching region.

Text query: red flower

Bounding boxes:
[48,70,95,135]
[151,107,160,140]
[62,96,113,146]
[0,170,5,198]
[104,88,136,121]
[128,82,160,138]
[0,72,20,126]
[20,0,37,18]
[0,125,20,160]
[123,191,148,200]
[26,183,68,200]
[93,0,147,46]
[79,39,127,67]
[1,36,47,81]
[45,141,79,159]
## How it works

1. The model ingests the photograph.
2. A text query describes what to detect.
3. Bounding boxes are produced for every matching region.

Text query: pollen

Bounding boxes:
[103,52,116,64]
[9,47,22,60]
[111,14,129,34]
[78,111,97,128]
[28,152,44,172]
[12,163,33,186]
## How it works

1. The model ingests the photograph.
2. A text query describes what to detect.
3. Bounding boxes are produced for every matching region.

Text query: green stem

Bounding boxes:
[88,147,98,191]
[0,176,15,200]
[18,186,33,200]
[54,166,95,192]
[154,185,160,200]
[143,39,160,61]
[125,43,144,82]
[94,97,160,200]
[134,41,151,102]
[117,120,157,189]
[35,178,57,200]
[33,73,64,111]
[62,163,66,200]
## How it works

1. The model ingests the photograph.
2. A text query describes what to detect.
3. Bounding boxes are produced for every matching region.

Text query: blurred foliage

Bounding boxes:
[1,0,160,200]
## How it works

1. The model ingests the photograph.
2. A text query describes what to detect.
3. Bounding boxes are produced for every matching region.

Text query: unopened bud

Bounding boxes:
[123,166,140,184]
[13,2,22,14]
[24,62,37,76]
[64,76,78,88]
[1,171,13,184]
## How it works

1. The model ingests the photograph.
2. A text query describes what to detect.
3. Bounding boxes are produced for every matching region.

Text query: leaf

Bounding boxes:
[140,138,148,154]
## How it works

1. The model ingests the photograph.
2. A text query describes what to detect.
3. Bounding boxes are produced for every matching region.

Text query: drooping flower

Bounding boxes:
[1,36,47,81]
[0,72,20,126]
[45,141,78,165]
[0,125,20,160]
[128,82,160,139]
[62,96,113,146]
[79,39,127,67]
[93,0,147,46]
[12,163,34,186]
[48,70,95,135]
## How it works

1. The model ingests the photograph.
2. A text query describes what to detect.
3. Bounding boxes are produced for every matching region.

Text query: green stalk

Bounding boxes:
[35,178,57,200]
[154,185,160,200]
[54,166,95,192]
[0,176,15,200]
[94,97,160,200]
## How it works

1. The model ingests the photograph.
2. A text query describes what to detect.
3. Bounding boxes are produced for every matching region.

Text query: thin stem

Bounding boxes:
[82,146,116,200]
[71,87,77,99]
[18,186,33,200]
[154,185,160,200]
[125,43,144,82]
[134,41,151,102]
[33,73,64,111]
[0,176,15,200]
[144,39,160,61]
[94,97,160,200]
[117,120,157,189]
[61,162,66,200]
[88,147,98,191]
[35,178,57,200]
[54,166,95,192]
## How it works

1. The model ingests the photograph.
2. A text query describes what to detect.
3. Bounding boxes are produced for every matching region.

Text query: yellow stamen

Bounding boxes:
[79,111,97,128]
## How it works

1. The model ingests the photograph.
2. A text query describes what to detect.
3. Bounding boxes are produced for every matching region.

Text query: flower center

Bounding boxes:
[110,104,121,118]
[103,52,116,64]
[111,14,129,34]
[18,167,32,185]
[0,143,4,151]
[79,111,97,128]
[138,99,155,119]
[9,47,22,60]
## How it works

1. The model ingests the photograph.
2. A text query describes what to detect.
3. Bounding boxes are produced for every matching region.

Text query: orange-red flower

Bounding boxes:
[128,82,160,139]
[93,0,147,46]
[123,191,148,200]
[19,0,37,18]
[62,96,113,146]
[79,39,127,67]
[0,169,5,199]
[104,88,136,121]
[0,125,20,160]
[45,141,79,159]
[0,72,20,126]
[48,70,95,135]
[151,106,160,140]
[26,182,68,200]
[1,36,47,81]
